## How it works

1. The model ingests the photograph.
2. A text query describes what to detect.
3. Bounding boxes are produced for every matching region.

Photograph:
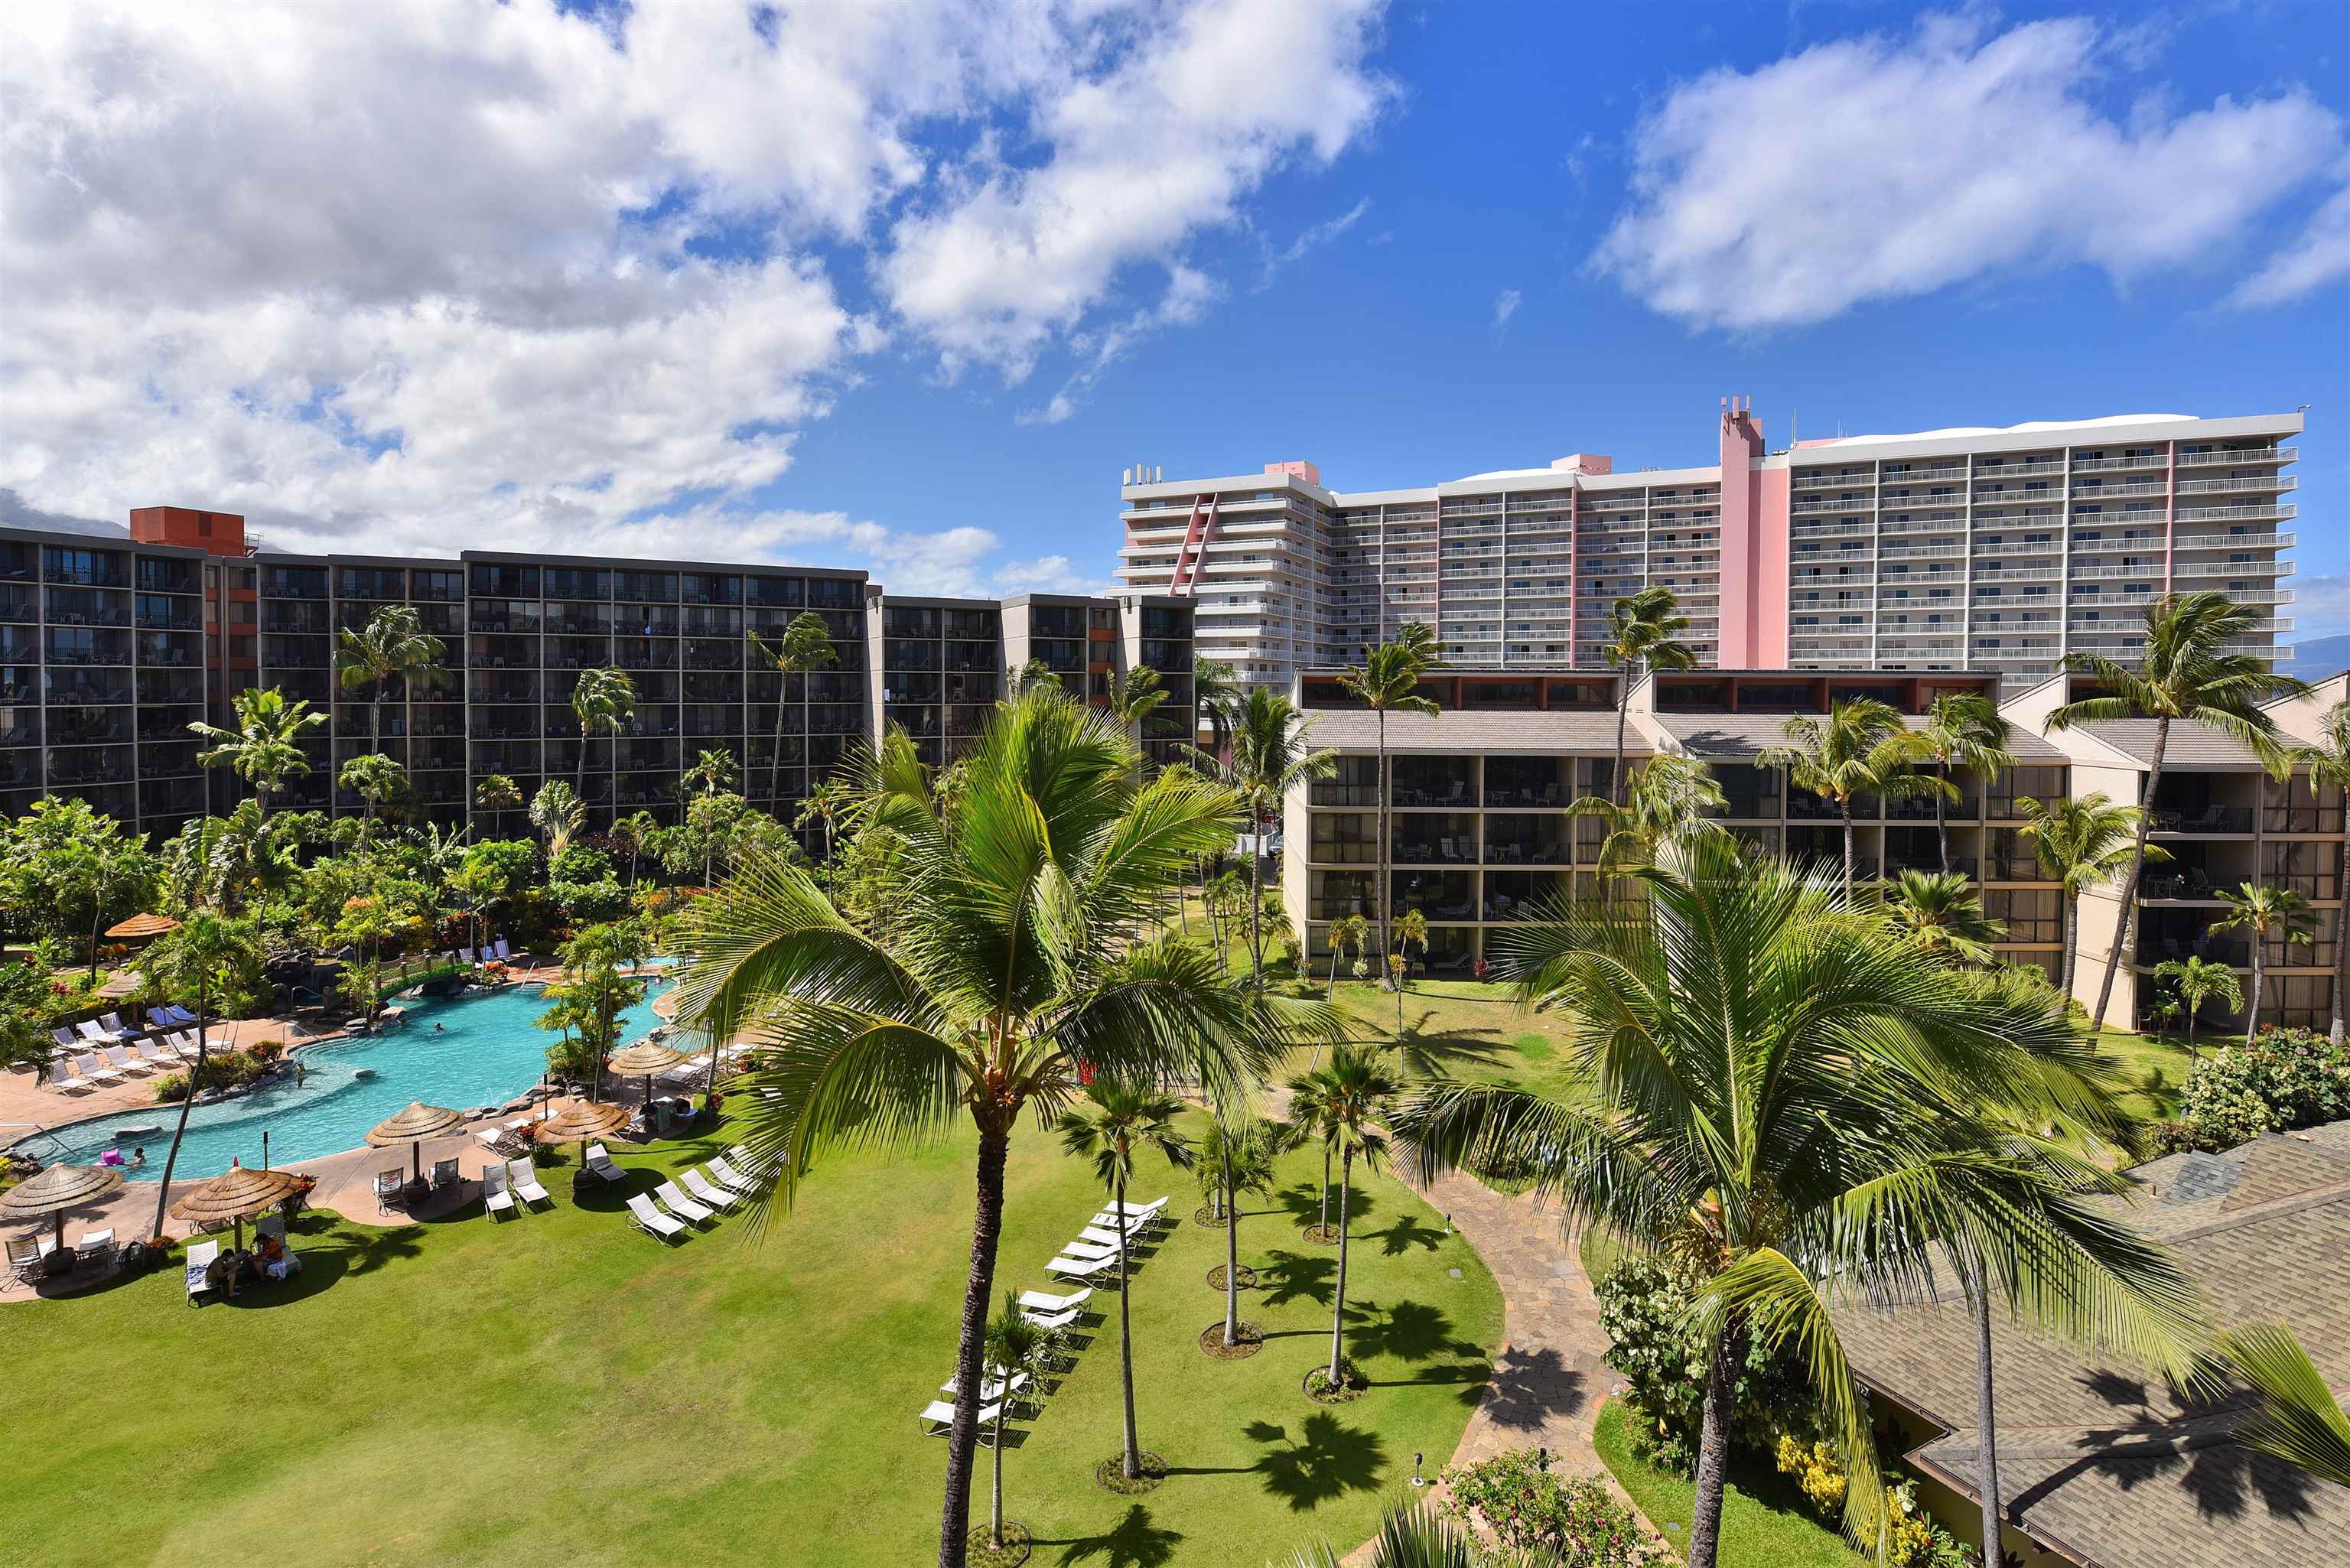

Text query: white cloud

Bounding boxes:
[1492,288,1522,327]
[1017,265,1219,425]
[1258,197,1372,288]
[992,555,1124,597]
[1597,14,2345,330]
[0,0,1386,569]
[881,0,1390,382]
[2228,167,2350,307]
[2288,574,2350,640]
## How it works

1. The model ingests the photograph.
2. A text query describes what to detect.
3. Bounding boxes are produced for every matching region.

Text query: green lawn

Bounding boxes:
[1591,1399,1867,1567]
[2091,1026,2196,1122]
[1,1112,1499,1568]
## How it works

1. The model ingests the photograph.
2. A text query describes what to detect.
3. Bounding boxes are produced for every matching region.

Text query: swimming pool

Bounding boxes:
[38,976,678,1181]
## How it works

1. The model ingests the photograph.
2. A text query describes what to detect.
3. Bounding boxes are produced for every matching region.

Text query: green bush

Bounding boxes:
[550,846,613,885]
[1593,1255,1813,1476]
[549,879,627,926]
[1440,1448,1664,1566]
[2177,1027,2350,1151]
[152,1047,271,1103]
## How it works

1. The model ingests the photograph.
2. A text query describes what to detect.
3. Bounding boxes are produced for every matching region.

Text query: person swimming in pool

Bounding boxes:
[435,1022,448,1032]
[129,1146,147,1169]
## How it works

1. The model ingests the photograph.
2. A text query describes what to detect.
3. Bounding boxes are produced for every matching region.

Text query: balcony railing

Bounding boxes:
[2175,446,2293,467]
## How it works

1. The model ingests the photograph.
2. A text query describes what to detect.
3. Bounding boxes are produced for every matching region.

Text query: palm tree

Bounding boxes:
[2153,956,2241,1065]
[1193,657,1242,760]
[569,665,637,806]
[1285,1498,1478,1568]
[1390,908,1427,1033]
[610,809,660,886]
[1919,691,2013,875]
[1196,1109,1284,1351]
[2046,591,2311,1030]
[1195,688,1336,988]
[2285,698,2350,1043]
[336,603,445,761]
[1282,1071,1341,1241]
[2210,883,2313,1043]
[529,779,585,864]
[1305,1045,1401,1391]
[747,613,838,812]
[1760,697,1955,894]
[1393,834,2208,1568]
[980,1293,1049,1554]
[1103,665,1168,754]
[1059,1080,1194,1479]
[2015,792,2163,1002]
[1566,750,1726,879]
[1324,913,1368,1004]
[142,912,263,1241]
[474,772,522,829]
[1336,626,1440,992]
[189,686,326,819]
[669,689,1313,1568]
[2221,1322,2350,1488]
[1598,586,1696,807]
[682,747,739,888]
[337,753,407,847]
[1883,868,2004,965]
[793,776,853,865]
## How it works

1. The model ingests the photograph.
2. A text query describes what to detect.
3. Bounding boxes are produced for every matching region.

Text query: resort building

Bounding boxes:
[1281,665,2345,1031]
[1118,405,2301,696]
[0,509,1192,842]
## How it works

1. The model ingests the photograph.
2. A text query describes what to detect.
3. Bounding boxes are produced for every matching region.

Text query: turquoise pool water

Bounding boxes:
[39,976,677,1181]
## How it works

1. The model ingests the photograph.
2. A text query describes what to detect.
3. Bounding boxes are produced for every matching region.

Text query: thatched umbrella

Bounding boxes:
[105,912,181,941]
[533,1099,631,1171]
[168,1160,306,1250]
[0,1163,124,1251]
[364,1101,465,1186]
[609,1040,686,1113]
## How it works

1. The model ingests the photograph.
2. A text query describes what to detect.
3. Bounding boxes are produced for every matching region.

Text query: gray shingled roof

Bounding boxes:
[2058,719,2274,770]
[1298,708,1629,753]
[1834,1123,2350,1568]
[1654,712,2065,761]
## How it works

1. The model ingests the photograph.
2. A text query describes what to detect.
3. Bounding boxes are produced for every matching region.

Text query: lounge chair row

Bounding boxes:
[621,1147,767,1241]
[457,938,515,965]
[1042,1196,1168,1283]
[6,1228,117,1284]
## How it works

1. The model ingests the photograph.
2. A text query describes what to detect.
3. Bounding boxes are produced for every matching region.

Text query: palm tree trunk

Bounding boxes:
[989,1403,1006,1550]
[2246,941,2265,1045]
[149,977,207,1242]
[2060,890,2080,1001]
[1319,1144,1331,1236]
[2092,718,2166,1033]
[1248,805,1265,988]
[772,673,790,815]
[1971,1254,2006,1568]
[88,893,103,986]
[1612,680,1631,809]
[578,724,589,803]
[1375,710,1393,991]
[939,1122,1011,1568]
[1116,1173,1141,1479]
[2335,805,2350,1046]
[1841,803,1856,896]
[1328,1147,1352,1381]
[1686,1326,1735,1568]
[1935,765,1952,875]
[1222,1148,1241,1346]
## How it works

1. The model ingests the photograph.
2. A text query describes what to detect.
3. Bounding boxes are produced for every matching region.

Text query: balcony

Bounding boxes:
[2175,502,2294,524]
[2149,803,2254,835]
[2175,446,2293,467]
[2071,453,2169,473]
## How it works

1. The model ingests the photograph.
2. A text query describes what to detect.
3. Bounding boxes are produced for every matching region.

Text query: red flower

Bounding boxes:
[1076,1059,1096,1086]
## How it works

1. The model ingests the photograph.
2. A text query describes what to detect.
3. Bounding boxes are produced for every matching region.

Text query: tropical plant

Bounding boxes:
[335,603,446,761]
[683,746,736,802]
[2285,698,2350,1043]
[1759,697,1955,894]
[1336,626,1440,991]
[980,1292,1050,1553]
[1883,868,2004,965]
[2015,791,2164,1001]
[794,776,854,866]
[141,912,264,1241]
[1299,1044,1401,1391]
[1390,908,1427,1032]
[1283,1498,1488,1568]
[1566,750,1725,879]
[1324,913,1369,1004]
[2220,1322,2350,1488]
[1006,657,1059,695]
[2046,591,2312,1029]
[669,688,1316,1568]
[2210,883,2313,1043]
[337,752,408,846]
[568,665,637,802]
[163,799,301,916]
[1599,586,1696,807]
[1058,1079,1194,1480]
[1193,688,1336,988]
[748,612,838,812]
[1201,1113,1283,1351]
[529,779,586,864]
[2176,1025,2350,1148]
[1103,665,1168,755]
[1394,834,2209,1568]
[3,801,159,981]
[540,919,647,1099]
[474,772,522,818]
[1193,656,1242,760]
[189,685,327,819]
[1916,691,2012,875]
[609,809,661,886]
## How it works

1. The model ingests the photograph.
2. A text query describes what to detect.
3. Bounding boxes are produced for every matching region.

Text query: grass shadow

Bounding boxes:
[1047,1503,1185,1568]
[1243,1411,1388,1511]
[1342,1298,1463,1365]
[1369,1213,1444,1257]
[1256,1249,1335,1309]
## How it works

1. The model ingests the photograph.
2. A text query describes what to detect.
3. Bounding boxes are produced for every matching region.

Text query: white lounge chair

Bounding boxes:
[941,1368,1030,1403]
[1018,1288,1092,1314]
[75,1053,123,1086]
[96,1012,140,1043]
[1085,1212,1154,1238]
[51,1027,80,1054]
[1022,1303,1084,1331]
[706,1156,759,1194]
[1076,1226,1140,1251]
[168,1030,200,1059]
[653,1180,712,1225]
[626,1192,685,1241]
[1061,1238,1121,1263]
[492,939,512,961]
[1108,1195,1168,1218]
[506,1160,551,1208]
[185,1238,220,1303]
[918,1398,1003,1436]
[138,1039,177,1069]
[75,1228,116,1270]
[680,1169,738,1210]
[75,1020,112,1047]
[256,1215,286,1244]
[481,1162,516,1220]
[457,947,477,965]
[1044,1252,1120,1281]
[584,1143,625,1183]
[103,1046,150,1077]
[49,1065,91,1093]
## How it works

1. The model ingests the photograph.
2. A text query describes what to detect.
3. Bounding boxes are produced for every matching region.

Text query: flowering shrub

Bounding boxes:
[1593,1255,1812,1475]
[1769,1440,1972,1567]
[1441,1449,1665,1566]
[2177,1027,2350,1151]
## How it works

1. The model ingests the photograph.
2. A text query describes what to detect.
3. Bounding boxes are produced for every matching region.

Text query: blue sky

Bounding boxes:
[5,2,2346,629]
